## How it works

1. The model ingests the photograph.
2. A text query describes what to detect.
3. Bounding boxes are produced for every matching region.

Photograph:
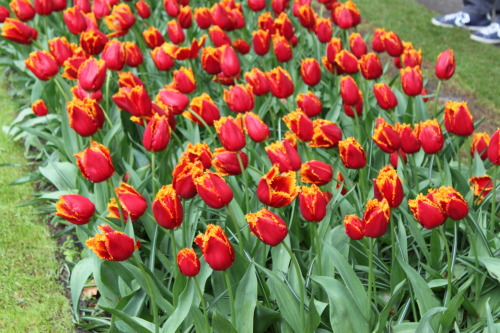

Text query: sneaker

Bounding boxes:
[471,22,500,44]
[432,11,490,30]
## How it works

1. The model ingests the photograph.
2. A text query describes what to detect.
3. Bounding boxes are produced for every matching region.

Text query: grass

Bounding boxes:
[354,0,500,126]
[0,86,74,332]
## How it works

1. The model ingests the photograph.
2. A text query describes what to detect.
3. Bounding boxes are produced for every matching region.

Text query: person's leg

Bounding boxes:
[470,0,500,43]
[463,0,495,17]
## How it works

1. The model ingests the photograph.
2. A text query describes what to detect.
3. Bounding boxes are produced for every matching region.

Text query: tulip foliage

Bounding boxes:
[2,0,499,332]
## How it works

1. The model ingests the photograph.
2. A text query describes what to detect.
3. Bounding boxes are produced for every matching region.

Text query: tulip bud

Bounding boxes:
[372,28,385,53]
[246,207,288,246]
[299,185,329,222]
[143,113,171,152]
[24,50,59,81]
[300,160,333,186]
[373,83,398,110]
[212,148,248,176]
[31,99,48,116]
[340,75,362,106]
[195,224,234,270]
[156,87,188,114]
[257,165,299,208]
[297,91,322,117]
[113,85,152,117]
[408,194,447,229]
[1,18,38,45]
[86,225,140,261]
[66,97,105,137]
[214,116,246,151]
[444,101,474,137]
[224,84,255,113]
[283,110,314,142]
[267,66,294,99]
[469,175,492,203]
[124,42,143,67]
[55,194,95,225]
[272,34,293,62]
[300,58,321,86]
[173,67,196,94]
[331,0,360,29]
[363,198,390,238]
[344,214,364,240]
[153,185,183,229]
[150,45,175,71]
[194,7,211,29]
[78,57,106,92]
[194,171,233,209]
[372,117,401,153]
[400,66,423,96]
[435,49,455,80]
[143,26,165,49]
[219,45,240,77]
[382,31,403,57]
[308,119,342,148]
[418,119,444,154]
[359,53,383,80]
[315,18,332,43]
[108,182,148,222]
[266,139,302,172]
[488,128,500,165]
[177,248,200,277]
[172,159,203,199]
[244,68,269,96]
[395,123,421,154]
[184,93,220,126]
[335,50,359,74]
[374,165,404,208]
[244,112,270,142]
[339,137,366,169]
[136,0,151,19]
[75,141,114,183]
[470,132,490,160]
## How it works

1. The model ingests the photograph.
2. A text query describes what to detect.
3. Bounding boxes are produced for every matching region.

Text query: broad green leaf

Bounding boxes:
[212,311,237,333]
[189,305,211,333]
[100,306,153,333]
[254,304,280,333]
[70,258,93,321]
[39,161,77,191]
[235,263,257,333]
[376,280,406,333]
[415,307,447,333]
[161,279,195,333]
[440,288,466,332]
[311,276,369,333]
[479,257,500,283]
[393,322,420,333]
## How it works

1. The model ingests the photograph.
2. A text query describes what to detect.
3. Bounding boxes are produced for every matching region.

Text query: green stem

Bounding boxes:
[464,221,481,307]
[410,154,420,194]
[282,241,305,329]
[435,154,445,185]
[433,80,443,118]
[367,238,375,317]
[222,270,236,327]
[194,277,210,329]
[185,109,216,143]
[489,166,498,234]
[166,229,179,256]
[439,227,452,306]
[133,256,159,333]
[456,136,462,173]
[94,214,121,230]
[312,223,322,276]
[107,180,126,224]
[226,204,245,255]
[54,76,69,101]
[236,152,249,212]
[104,70,114,127]
[467,136,473,179]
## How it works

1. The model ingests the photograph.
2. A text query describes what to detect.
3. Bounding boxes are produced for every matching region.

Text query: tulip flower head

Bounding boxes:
[417,119,444,154]
[299,185,330,222]
[108,182,148,222]
[246,207,288,246]
[444,101,474,137]
[373,165,404,208]
[153,185,183,229]
[31,99,48,116]
[339,137,366,169]
[308,119,342,148]
[75,141,114,183]
[195,224,234,271]
[487,128,500,165]
[177,248,200,277]
[435,49,455,80]
[469,176,493,203]
[66,97,105,137]
[86,224,140,261]
[55,194,95,225]
[194,171,233,209]
[470,132,490,160]
[257,165,299,207]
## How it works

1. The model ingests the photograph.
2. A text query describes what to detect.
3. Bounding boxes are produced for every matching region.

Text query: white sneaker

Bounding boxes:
[470,22,500,44]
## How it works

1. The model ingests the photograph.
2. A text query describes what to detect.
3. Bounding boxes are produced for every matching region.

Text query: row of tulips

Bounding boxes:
[1,0,499,332]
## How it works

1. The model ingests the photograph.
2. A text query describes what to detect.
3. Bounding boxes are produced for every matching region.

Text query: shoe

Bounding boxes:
[471,22,500,44]
[431,11,490,30]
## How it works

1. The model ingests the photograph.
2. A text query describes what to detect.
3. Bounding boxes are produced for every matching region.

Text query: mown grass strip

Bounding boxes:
[355,0,500,118]
[0,86,74,332]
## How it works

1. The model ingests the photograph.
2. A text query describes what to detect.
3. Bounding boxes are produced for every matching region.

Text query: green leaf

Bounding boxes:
[376,280,405,333]
[212,311,237,333]
[235,263,257,333]
[310,276,369,333]
[70,258,94,321]
[39,160,77,191]
[100,306,153,333]
[439,288,466,332]
[415,307,447,333]
[254,304,280,333]
[322,242,369,320]
[479,257,500,283]
[161,279,195,333]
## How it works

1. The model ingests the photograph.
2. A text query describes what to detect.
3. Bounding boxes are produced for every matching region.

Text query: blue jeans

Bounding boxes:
[464,0,500,22]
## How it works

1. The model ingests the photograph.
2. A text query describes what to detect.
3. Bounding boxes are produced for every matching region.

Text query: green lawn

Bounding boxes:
[355,0,500,126]
[0,87,74,332]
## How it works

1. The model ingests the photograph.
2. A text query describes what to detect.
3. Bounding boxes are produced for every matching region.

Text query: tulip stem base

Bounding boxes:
[439,227,452,306]
[194,277,210,328]
[222,270,236,327]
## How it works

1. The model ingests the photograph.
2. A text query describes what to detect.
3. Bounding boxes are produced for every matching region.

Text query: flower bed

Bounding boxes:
[1,0,499,332]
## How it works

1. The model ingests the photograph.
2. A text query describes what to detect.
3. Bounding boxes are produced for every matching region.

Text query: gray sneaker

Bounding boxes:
[470,22,500,44]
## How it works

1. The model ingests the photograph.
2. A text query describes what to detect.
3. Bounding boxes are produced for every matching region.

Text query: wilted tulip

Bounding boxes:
[86,225,140,261]
[267,66,294,98]
[418,119,444,154]
[435,49,455,80]
[244,112,270,142]
[300,58,321,86]
[299,185,330,222]
[300,160,333,186]
[246,208,288,246]
[488,128,500,165]
[177,248,200,277]
[153,185,183,229]
[374,165,404,208]
[66,97,105,137]
[308,119,342,148]
[194,171,233,209]
[297,91,322,117]
[55,194,95,225]
[266,139,302,172]
[224,84,254,113]
[75,141,114,183]
[339,137,366,169]
[470,132,490,159]
[256,165,299,208]
[31,99,48,116]
[195,224,234,270]
[24,50,59,81]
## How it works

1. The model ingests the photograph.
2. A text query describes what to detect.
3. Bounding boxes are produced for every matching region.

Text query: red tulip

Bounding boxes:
[164,0,179,17]
[194,171,233,209]
[79,29,108,55]
[274,12,294,39]
[469,176,493,203]
[267,66,294,99]
[266,139,302,172]
[340,75,361,106]
[382,31,403,57]
[343,100,363,118]
[418,119,444,154]
[194,7,211,29]
[344,214,364,240]
[257,165,299,208]
[74,0,90,13]
[408,194,447,229]
[246,207,288,246]
[444,101,474,136]
[326,37,342,64]
[150,45,175,71]
[143,113,170,152]
[362,198,390,238]
[435,49,455,80]
[401,48,422,68]
[300,58,321,86]
[48,36,72,66]
[181,142,212,169]
[177,248,200,277]
[66,97,105,137]
[488,128,500,165]
[372,28,386,53]
[372,117,401,153]
[299,185,329,222]
[200,46,221,75]
[214,116,246,151]
[315,18,332,43]
[360,53,383,80]
[124,42,143,67]
[300,160,333,186]
[339,137,366,169]
[62,7,87,34]
[218,45,240,77]
[209,25,231,47]
[308,119,342,148]
[244,68,269,96]
[243,112,270,142]
[272,34,293,62]
[101,39,125,71]
[74,141,114,183]
[248,0,266,11]
[105,3,136,37]
[1,18,37,44]
[113,85,152,117]
[156,87,188,114]
[143,26,165,49]
[331,0,360,29]
[86,225,140,261]
[396,123,421,154]
[400,66,423,97]
[55,194,95,225]
[178,5,192,28]
[24,50,59,81]
[233,38,250,54]
[184,93,220,126]
[349,32,367,58]
[31,99,48,116]
[153,184,183,229]
[195,224,234,270]
[224,84,254,113]
[78,57,106,92]
[172,159,203,199]
[283,110,314,142]
[374,165,404,208]
[470,132,490,160]
[212,148,248,176]
[136,0,151,19]
[335,50,359,74]
[297,91,322,117]
[173,66,196,94]
[373,83,398,110]
[427,186,469,221]
[9,0,35,22]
